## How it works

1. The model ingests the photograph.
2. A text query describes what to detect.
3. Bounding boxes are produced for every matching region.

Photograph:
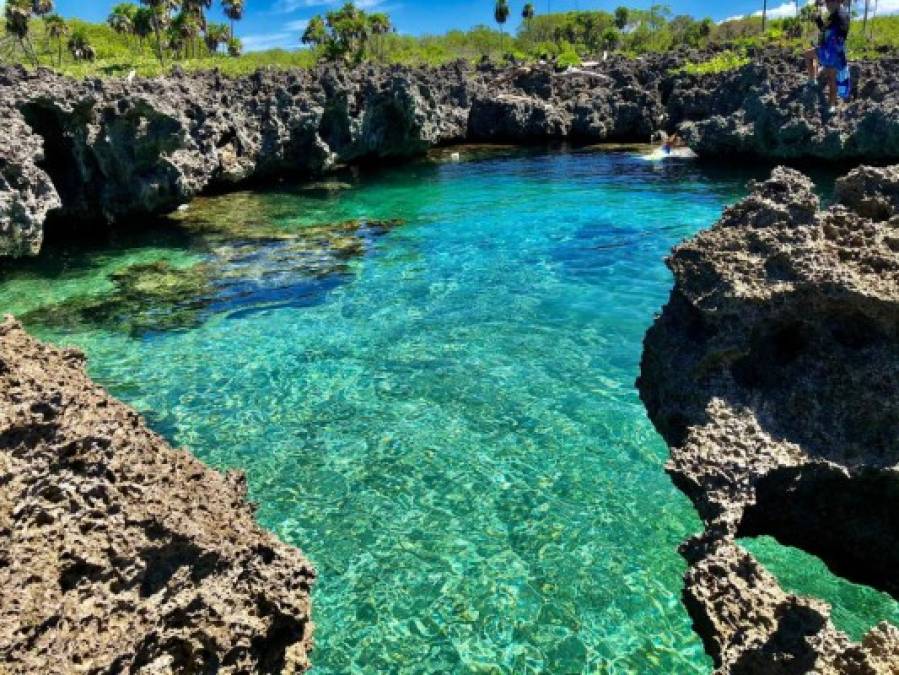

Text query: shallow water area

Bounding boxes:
[2,146,890,673]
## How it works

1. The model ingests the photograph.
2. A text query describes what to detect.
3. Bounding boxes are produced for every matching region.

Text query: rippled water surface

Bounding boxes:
[2,147,886,673]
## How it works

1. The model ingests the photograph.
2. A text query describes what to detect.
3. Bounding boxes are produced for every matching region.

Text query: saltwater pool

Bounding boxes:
[3,147,893,673]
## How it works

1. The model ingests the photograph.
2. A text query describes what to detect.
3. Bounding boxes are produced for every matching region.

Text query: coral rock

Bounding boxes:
[0,317,315,673]
[639,163,899,673]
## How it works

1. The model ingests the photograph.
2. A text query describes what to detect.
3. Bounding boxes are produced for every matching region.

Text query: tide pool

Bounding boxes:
[0,147,839,672]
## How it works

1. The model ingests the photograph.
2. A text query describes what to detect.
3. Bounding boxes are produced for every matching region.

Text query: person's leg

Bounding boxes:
[804,48,818,81]
[825,67,838,107]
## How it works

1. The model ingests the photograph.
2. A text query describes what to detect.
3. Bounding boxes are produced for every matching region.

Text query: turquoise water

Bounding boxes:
[742,536,899,643]
[2,147,882,672]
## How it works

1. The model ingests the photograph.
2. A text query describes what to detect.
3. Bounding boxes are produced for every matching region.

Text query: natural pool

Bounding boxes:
[1,147,895,673]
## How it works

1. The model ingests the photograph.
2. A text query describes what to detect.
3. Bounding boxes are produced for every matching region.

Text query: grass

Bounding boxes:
[1,18,316,77]
[847,15,899,59]
[1,12,897,79]
[55,50,317,79]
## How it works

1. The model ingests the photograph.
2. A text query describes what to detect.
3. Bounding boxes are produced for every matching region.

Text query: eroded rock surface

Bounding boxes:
[3,49,899,258]
[677,54,899,161]
[0,317,315,673]
[639,165,899,673]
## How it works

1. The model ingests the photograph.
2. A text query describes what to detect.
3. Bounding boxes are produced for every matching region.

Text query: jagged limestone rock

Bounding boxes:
[0,317,316,673]
[7,50,898,258]
[639,164,899,673]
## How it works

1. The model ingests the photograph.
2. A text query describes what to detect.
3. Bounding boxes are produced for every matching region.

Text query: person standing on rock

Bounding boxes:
[804,0,851,114]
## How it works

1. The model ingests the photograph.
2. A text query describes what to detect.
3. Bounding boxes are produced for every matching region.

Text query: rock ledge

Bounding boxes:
[0,317,315,673]
[639,164,899,673]
[3,50,899,258]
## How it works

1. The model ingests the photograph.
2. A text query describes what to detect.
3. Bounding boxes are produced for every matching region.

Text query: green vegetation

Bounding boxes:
[673,50,752,77]
[300,3,392,64]
[2,2,898,78]
[1,0,258,74]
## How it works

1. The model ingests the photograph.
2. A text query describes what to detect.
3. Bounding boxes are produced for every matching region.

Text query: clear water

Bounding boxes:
[742,536,899,642]
[1,147,889,672]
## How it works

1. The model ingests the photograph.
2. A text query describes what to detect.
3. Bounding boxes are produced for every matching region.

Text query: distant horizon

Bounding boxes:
[12,0,899,52]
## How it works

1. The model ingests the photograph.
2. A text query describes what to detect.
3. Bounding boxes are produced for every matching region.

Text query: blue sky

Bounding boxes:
[36,1,899,51]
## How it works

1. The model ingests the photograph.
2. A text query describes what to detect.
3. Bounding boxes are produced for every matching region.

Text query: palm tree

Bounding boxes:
[762,0,768,32]
[31,0,53,18]
[872,0,879,39]
[4,0,39,65]
[166,24,185,57]
[181,0,211,55]
[140,0,176,65]
[494,0,509,55]
[601,26,619,51]
[221,0,243,41]
[172,9,200,57]
[133,7,154,53]
[325,2,369,62]
[31,0,53,55]
[367,12,391,61]
[67,29,96,61]
[301,15,327,49]
[863,0,871,38]
[226,35,241,56]
[44,13,67,66]
[204,21,228,53]
[108,3,138,50]
[522,2,535,33]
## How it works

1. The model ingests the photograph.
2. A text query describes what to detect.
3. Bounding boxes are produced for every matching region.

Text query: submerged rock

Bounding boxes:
[639,165,899,672]
[0,317,315,672]
[638,167,899,674]
[4,51,899,258]
[21,260,214,335]
[14,201,407,336]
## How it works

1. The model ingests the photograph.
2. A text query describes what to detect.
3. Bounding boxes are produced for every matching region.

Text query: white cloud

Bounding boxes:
[721,1,809,23]
[242,32,298,51]
[285,19,309,31]
[874,0,899,13]
[725,0,899,23]
[273,0,386,14]
[757,1,809,19]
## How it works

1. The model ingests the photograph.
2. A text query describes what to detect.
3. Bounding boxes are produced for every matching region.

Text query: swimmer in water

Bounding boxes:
[662,133,683,155]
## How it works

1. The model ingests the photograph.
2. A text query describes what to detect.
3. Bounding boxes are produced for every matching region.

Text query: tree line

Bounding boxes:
[3,0,895,74]
[509,4,716,56]
[107,0,245,63]
[300,2,393,64]
[1,0,245,67]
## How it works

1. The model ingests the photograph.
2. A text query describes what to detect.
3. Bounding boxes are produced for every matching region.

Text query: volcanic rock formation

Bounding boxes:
[677,55,899,161]
[2,48,899,257]
[0,317,315,673]
[639,165,899,672]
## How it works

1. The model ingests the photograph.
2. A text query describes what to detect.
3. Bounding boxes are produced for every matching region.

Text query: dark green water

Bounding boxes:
[1,147,894,672]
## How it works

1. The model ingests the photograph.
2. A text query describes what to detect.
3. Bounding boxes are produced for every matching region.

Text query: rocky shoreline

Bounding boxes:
[638,163,899,672]
[4,49,899,674]
[0,318,315,673]
[2,49,899,258]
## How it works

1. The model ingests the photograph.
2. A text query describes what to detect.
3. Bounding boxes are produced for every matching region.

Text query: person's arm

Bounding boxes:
[835,9,850,40]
